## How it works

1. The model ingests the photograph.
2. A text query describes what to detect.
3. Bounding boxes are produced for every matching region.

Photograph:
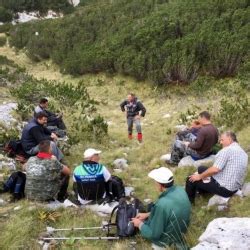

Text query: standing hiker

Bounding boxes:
[120,93,146,142]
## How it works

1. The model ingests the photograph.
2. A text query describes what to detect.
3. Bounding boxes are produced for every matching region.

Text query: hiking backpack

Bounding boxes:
[4,139,28,163]
[108,198,145,237]
[3,171,26,200]
[107,175,125,201]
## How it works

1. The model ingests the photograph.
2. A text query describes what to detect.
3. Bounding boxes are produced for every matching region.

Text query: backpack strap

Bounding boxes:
[107,204,119,236]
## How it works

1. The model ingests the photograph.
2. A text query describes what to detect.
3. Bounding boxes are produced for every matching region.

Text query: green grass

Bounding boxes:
[0,45,249,249]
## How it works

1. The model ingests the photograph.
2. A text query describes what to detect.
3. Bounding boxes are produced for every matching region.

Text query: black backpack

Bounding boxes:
[107,175,125,201]
[3,171,26,200]
[4,139,27,159]
[108,198,144,237]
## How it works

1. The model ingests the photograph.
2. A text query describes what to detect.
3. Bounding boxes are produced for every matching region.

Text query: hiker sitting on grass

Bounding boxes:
[169,111,218,164]
[34,98,66,131]
[132,167,191,250]
[21,111,64,161]
[185,131,248,204]
[24,140,70,202]
[73,148,112,205]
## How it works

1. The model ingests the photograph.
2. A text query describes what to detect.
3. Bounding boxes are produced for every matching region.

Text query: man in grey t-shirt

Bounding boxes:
[185,131,248,204]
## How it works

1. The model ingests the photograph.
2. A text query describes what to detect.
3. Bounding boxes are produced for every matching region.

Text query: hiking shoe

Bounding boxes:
[137,133,143,142]
[128,134,133,140]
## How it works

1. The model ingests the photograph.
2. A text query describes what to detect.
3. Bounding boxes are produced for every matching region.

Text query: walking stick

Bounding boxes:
[42,236,119,240]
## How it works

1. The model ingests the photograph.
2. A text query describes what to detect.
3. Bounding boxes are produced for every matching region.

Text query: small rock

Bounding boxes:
[160,154,171,162]
[0,198,6,206]
[207,195,230,208]
[163,113,171,118]
[113,158,128,170]
[14,206,22,211]
[242,182,250,197]
[113,168,123,173]
[144,199,151,203]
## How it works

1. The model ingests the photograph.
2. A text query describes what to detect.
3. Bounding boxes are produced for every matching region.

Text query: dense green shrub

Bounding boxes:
[0,36,6,46]
[0,6,12,22]
[8,0,250,85]
[0,60,108,143]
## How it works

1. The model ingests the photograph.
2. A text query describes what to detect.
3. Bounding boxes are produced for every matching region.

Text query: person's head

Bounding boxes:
[39,98,49,109]
[198,111,211,125]
[83,148,102,162]
[127,93,135,102]
[35,111,48,125]
[38,140,51,153]
[148,167,174,192]
[219,131,237,148]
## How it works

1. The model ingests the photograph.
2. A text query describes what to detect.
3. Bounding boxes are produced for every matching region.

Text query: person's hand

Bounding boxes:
[136,213,150,221]
[135,115,141,120]
[131,218,142,228]
[51,133,58,141]
[183,141,190,147]
[189,174,202,182]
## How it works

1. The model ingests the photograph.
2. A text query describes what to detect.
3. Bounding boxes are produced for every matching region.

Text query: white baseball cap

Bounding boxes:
[148,167,174,184]
[84,148,102,158]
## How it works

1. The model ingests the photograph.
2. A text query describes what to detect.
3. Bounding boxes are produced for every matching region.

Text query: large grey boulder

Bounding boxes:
[178,155,215,168]
[192,217,250,250]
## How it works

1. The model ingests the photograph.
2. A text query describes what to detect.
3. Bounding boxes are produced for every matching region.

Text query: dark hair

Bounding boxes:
[38,140,51,153]
[223,131,238,142]
[199,111,211,120]
[39,98,48,104]
[129,93,135,97]
[35,111,48,119]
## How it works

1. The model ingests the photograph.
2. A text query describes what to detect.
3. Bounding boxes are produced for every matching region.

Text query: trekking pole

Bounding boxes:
[46,223,115,233]
[42,236,119,241]
[47,226,103,233]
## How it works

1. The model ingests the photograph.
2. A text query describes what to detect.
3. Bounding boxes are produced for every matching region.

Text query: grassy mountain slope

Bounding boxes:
[8,0,250,84]
[0,40,249,249]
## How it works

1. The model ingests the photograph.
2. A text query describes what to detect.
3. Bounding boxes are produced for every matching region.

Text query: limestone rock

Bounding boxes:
[0,154,16,170]
[192,217,250,250]
[0,102,18,127]
[178,156,194,168]
[178,155,215,168]
[113,158,128,170]
[207,195,230,207]
[160,154,171,162]
[193,155,216,168]
[242,182,250,197]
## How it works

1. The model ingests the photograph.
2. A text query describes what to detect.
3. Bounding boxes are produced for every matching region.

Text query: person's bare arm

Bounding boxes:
[61,165,70,176]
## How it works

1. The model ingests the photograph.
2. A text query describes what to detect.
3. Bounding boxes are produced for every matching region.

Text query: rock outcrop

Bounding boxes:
[192,217,250,250]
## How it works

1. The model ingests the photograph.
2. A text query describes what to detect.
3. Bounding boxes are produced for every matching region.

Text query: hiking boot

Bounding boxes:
[137,133,143,142]
[128,134,133,140]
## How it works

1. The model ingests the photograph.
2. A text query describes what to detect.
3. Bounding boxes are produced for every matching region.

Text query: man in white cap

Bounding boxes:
[73,148,111,204]
[132,167,191,249]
